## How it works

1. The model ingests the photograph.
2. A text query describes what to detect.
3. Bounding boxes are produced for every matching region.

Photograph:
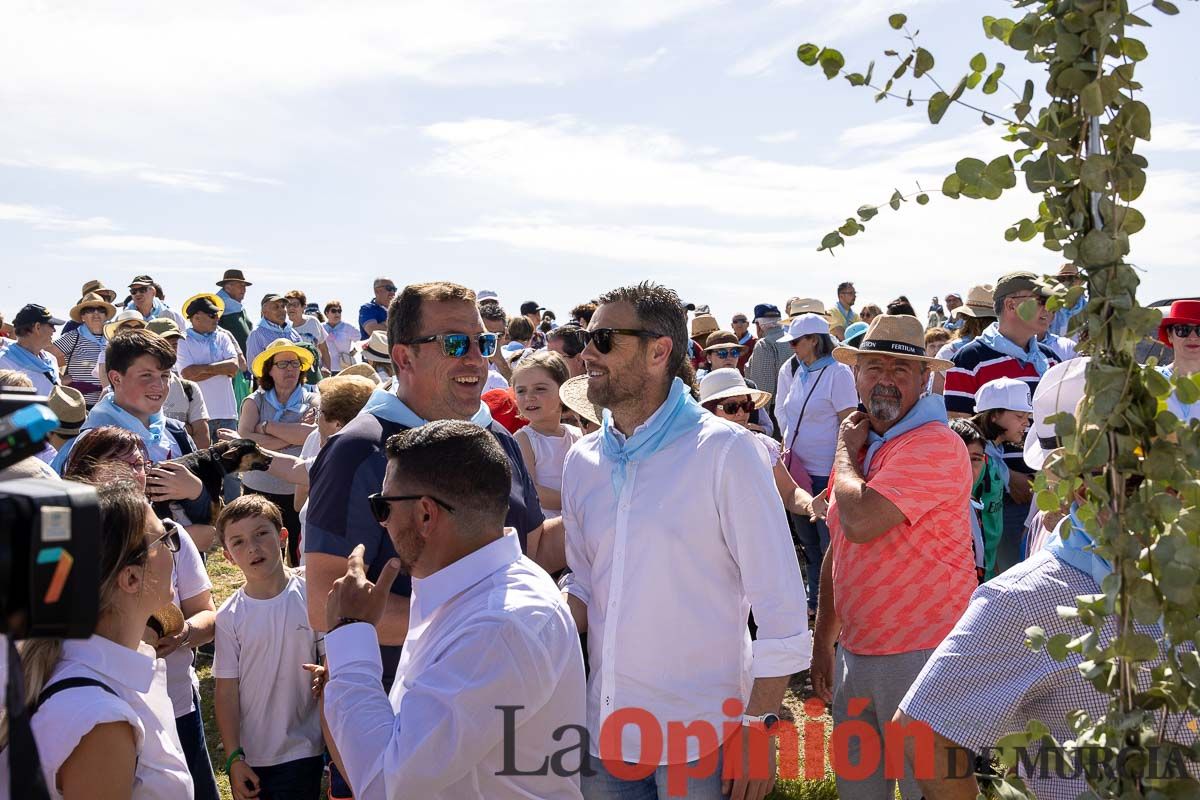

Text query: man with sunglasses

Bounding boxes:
[306,282,557,795]
[547,324,587,378]
[360,276,397,339]
[561,281,811,800]
[176,294,242,449]
[125,274,187,329]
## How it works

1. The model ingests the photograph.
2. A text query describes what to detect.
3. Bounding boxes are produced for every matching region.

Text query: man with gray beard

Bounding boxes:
[809,315,977,800]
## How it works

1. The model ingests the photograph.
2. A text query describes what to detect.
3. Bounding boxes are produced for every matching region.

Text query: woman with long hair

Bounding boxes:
[13,480,192,799]
[238,338,319,566]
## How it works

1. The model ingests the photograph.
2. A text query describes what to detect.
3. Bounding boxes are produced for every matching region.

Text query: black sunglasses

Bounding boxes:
[130,285,152,294]
[709,399,754,415]
[80,306,108,315]
[377,285,398,292]
[401,332,499,358]
[1168,324,1200,339]
[368,493,456,523]
[580,328,665,354]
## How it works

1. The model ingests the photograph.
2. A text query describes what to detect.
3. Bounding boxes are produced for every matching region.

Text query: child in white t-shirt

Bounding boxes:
[213,495,324,800]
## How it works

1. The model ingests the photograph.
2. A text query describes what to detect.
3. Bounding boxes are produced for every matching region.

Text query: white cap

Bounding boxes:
[477,289,500,304]
[1023,358,1089,470]
[975,377,1034,414]
[778,313,830,343]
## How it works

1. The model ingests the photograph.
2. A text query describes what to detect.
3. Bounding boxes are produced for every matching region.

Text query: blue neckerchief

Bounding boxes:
[862,393,948,473]
[944,317,965,331]
[1049,294,1087,337]
[360,387,494,429]
[52,393,178,472]
[256,317,293,336]
[263,385,307,421]
[599,377,705,497]
[325,321,352,338]
[738,331,753,346]
[1044,504,1111,588]
[126,297,169,322]
[185,328,224,362]
[215,288,244,315]
[798,354,835,386]
[984,439,1011,489]
[977,322,1050,376]
[3,342,60,385]
[75,325,105,347]
[835,302,856,326]
[951,335,972,353]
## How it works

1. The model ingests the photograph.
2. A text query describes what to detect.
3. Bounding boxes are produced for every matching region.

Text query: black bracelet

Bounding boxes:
[330,617,366,633]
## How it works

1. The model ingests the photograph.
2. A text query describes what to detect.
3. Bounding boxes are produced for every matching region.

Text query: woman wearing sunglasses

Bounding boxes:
[240,338,320,567]
[1157,299,1200,425]
[698,368,827,522]
[15,480,193,799]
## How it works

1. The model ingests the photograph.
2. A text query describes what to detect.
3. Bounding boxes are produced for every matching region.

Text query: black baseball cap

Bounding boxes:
[995,271,1053,301]
[520,301,543,316]
[128,274,155,288]
[13,304,67,327]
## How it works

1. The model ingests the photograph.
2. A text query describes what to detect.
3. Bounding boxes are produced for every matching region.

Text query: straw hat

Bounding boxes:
[832,314,954,370]
[690,314,719,339]
[80,280,118,304]
[1055,262,1081,279]
[698,368,772,409]
[950,284,997,319]
[251,338,315,378]
[69,292,117,323]
[785,297,825,317]
[361,330,392,364]
[47,385,87,437]
[147,602,186,639]
[336,362,381,383]
[559,375,603,427]
[103,309,148,339]
[182,292,225,319]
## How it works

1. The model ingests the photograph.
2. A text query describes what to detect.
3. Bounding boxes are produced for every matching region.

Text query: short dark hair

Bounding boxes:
[385,421,511,530]
[324,300,343,314]
[596,281,688,378]
[479,303,507,323]
[570,302,597,325]
[14,322,37,337]
[837,282,855,293]
[217,494,283,546]
[887,297,917,316]
[950,418,986,449]
[106,329,176,375]
[387,282,476,349]
[547,324,585,357]
[507,316,534,342]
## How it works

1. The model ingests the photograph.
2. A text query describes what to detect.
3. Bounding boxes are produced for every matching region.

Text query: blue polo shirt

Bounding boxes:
[305,404,545,685]
[358,299,388,339]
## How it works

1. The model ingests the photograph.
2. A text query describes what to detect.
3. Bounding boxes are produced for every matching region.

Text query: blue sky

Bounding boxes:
[2,1,1197,328]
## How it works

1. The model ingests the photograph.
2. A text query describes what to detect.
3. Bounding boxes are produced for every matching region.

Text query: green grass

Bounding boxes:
[198,549,838,799]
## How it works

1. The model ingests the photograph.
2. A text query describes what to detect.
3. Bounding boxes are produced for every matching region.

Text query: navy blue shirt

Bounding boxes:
[357,299,388,340]
[306,411,545,682]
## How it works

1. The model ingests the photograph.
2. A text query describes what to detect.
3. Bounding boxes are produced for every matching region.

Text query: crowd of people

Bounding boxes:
[0,266,1196,800]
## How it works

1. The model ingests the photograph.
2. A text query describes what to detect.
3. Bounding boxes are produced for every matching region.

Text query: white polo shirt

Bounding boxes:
[174,328,240,419]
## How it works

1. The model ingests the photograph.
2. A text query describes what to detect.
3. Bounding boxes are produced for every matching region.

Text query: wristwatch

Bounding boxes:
[742,713,780,732]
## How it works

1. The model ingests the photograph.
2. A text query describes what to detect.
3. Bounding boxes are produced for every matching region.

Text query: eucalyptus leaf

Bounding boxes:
[914,47,935,78]
[888,13,907,29]
[928,91,950,123]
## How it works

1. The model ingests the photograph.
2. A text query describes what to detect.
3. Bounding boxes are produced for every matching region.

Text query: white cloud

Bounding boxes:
[1,155,281,193]
[838,117,928,149]
[0,203,115,232]
[68,235,236,257]
[625,47,669,72]
[1142,121,1200,153]
[757,130,801,144]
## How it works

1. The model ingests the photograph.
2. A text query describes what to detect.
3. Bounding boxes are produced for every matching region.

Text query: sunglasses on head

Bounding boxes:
[402,332,498,358]
[368,493,456,523]
[580,328,665,354]
[1168,323,1200,339]
[709,399,755,415]
[710,348,741,360]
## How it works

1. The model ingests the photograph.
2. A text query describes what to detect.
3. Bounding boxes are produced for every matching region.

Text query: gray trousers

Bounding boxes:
[832,647,934,800]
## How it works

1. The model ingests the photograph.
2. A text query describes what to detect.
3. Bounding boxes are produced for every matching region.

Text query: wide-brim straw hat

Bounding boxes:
[251,338,315,378]
[361,330,392,364]
[698,368,772,409]
[147,602,186,639]
[336,362,381,383]
[559,375,603,427]
[950,284,997,319]
[182,292,226,318]
[690,314,720,339]
[103,309,147,339]
[80,279,118,303]
[785,297,826,318]
[832,314,954,371]
[69,292,117,323]
[47,385,87,436]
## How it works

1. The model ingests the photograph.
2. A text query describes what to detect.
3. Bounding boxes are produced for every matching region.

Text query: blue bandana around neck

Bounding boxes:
[360,387,494,430]
[1044,504,1111,588]
[861,393,948,474]
[263,384,307,421]
[75,324,106,348]
[737,330,753,346]
[325,321,352,338]
[126,296,169,322]
[52,392,179,473]
[256,317,293,336]
[977,322,1050,376]
[983,439,1012,489]
[186,328,224,362]
[835,302,856,326]
[798,354,835,386]
[4,342,60,385]
[215,287,244,315]
[599,377,705,497]
[1049,294,1087,337]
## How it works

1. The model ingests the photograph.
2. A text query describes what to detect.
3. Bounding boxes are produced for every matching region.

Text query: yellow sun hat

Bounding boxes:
[251,338,315,379]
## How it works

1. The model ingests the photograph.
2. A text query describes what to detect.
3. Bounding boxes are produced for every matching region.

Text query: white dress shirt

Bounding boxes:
[324,530,586,799]
[562,408,812,765]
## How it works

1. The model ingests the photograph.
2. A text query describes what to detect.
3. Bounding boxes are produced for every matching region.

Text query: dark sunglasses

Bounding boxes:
[80,307,108,315]
[1168,324,1200,339]
[709,348,742,360]
[580,328,665,354]
[709,399,755,415]
[129,285,152,294]
[368,493,456,523]
[402,332,498,358]
[731,318,748,325]
[377,285,398,292]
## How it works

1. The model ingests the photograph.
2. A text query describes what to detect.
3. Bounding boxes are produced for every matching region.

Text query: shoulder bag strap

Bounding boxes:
[786,366,828,453]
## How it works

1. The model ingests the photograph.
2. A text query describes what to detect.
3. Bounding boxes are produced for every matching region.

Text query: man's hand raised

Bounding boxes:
[325,544,401,631]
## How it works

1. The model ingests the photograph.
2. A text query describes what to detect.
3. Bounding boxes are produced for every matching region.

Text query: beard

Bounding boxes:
[868,385,903,422]
[588,361,648,409]
[391,523,426,575]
